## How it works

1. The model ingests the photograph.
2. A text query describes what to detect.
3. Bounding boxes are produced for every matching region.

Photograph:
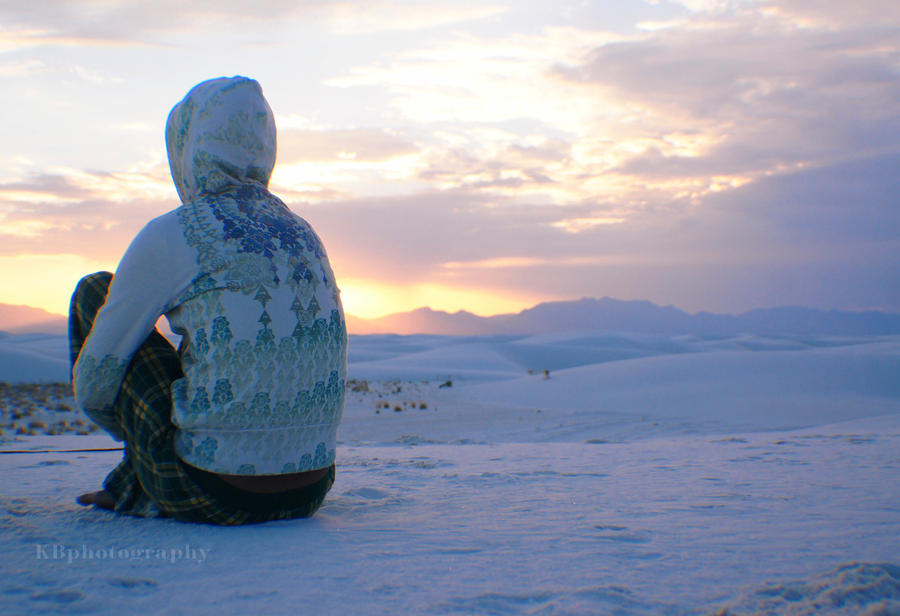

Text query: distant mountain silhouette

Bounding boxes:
[0,303,67,335]
[347,297,900,336]
[5,299,899,338]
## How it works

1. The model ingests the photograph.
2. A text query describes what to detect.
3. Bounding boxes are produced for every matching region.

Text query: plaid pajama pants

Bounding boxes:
[69,272,334,525]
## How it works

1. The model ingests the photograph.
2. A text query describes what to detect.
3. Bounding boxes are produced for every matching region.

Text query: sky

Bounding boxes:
[1,0,898,320]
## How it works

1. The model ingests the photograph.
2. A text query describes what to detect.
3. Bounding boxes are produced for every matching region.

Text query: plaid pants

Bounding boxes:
[69,272,334,525]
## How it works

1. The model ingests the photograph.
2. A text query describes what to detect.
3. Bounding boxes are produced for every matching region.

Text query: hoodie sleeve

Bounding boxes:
[72,217,181,438]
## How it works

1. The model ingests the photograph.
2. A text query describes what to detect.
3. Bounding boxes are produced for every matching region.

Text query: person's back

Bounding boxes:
[167,187,346,476]
[71,76,346,523]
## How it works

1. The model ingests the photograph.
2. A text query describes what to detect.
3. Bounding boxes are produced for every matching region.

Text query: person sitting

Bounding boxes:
[72,76,347,524]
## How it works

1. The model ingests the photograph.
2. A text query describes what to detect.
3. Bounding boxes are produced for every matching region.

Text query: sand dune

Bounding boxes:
[1,330,898,614]
[0,332,70,383]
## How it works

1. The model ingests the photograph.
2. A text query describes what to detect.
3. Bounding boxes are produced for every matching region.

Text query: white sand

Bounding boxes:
[2,331,899,614]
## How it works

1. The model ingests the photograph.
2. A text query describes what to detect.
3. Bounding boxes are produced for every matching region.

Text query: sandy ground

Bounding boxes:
[2,331,899,614]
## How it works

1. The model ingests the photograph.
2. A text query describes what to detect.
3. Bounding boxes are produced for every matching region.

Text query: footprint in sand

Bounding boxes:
[344,487,392,500]
[30,589,85,603]
[107,577,158,590]
[591,524,652,544]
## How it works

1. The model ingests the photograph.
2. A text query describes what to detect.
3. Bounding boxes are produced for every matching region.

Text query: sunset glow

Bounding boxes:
[1,1,898,327]
[338,277,547,320]
[0,254,114,315]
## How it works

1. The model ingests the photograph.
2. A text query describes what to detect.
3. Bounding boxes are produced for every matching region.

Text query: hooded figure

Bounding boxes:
[71,77,347,523]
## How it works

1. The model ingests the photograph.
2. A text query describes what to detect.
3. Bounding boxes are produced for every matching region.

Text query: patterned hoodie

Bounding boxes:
[73,76,347,475]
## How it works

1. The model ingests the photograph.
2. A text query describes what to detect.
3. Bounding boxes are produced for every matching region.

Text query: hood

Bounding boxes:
[166,76,277,203]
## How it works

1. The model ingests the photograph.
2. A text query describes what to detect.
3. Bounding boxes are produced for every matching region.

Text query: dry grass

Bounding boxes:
[0,382,100,437]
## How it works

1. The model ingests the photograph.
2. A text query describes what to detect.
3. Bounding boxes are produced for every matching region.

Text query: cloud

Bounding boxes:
[277,128,419,163]
[417,146,559,193]
[560,5,900,136]
[3,151,897,320]
[295,187,700,302]
[0,0,508,49]
[0,174,95,201]
[442,255,638,270]
[321,2,509,35]
[755,0,900,28]
[504,139,572,164]
[2,0,897,315]
[0,59,46,77]
[0,28,143,53]
[0,167,175,265]
[299,191,596,280]
[275,128,577,205]
[661,0,900,25]
[325,27,623,129]
[0,1,307,47]
[320,11,895,215]
[0,220,61,239]
[268,183,348,205]
[550,216,627,233]
[706,152,900,245]
[300,143,900,313]
[0,166,173,204]
[547,1,900,214]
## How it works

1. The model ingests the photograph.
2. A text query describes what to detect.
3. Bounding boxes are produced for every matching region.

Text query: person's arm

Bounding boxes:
[72,217,179,437]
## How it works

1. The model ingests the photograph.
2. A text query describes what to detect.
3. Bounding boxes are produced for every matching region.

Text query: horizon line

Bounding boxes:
[3,296,899,325]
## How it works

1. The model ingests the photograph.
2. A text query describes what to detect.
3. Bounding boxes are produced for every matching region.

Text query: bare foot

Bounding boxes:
[76,490,115,511]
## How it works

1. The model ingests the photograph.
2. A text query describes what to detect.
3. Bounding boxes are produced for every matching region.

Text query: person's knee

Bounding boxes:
[75,271,114,292]
[71,272,114,307]
[69,271,116,356]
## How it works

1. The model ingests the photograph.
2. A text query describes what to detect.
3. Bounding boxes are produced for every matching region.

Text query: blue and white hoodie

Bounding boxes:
[73,76,347,475]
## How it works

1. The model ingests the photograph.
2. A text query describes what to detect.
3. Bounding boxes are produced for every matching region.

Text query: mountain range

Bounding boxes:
[346,297,900,336]
[2,298,899,338]
[0,303,69,335]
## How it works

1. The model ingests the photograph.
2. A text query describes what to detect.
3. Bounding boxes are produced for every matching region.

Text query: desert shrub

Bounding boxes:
[348,379,370,393]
